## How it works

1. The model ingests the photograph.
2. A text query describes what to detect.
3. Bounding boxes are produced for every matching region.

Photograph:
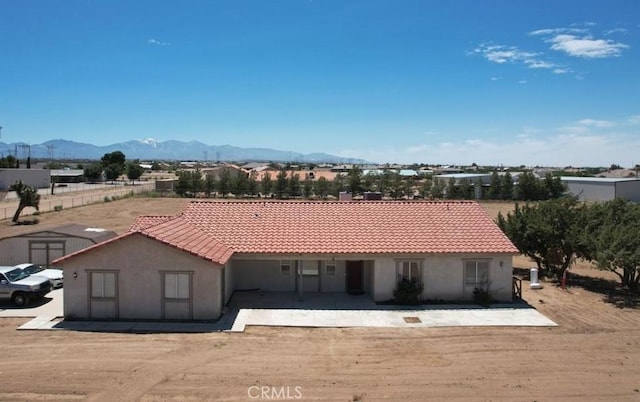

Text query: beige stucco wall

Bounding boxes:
[230,258,351,293]
[372,253,514,302]
[62,234,223,320]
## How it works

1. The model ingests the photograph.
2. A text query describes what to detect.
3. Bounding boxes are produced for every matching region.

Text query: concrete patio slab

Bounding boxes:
[15,290,557,332]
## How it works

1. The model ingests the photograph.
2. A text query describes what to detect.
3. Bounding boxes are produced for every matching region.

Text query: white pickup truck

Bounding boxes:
[0,266,52,307]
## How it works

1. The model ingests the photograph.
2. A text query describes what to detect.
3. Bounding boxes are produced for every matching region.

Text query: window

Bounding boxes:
[302,260,319,276]
[280,261,292,276]
[464,260,489,285]
[325,262,336,276]
[397,261,422,283]
[91,272,116,299]
[29,241,65,268]
[164,273,191,300]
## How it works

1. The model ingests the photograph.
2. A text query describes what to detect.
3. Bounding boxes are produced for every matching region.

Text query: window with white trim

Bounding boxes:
[164,272,191,300]
[464,260,489,285]
[325,262,336,276]
[396,260,422,283]
[90,272,116,299]
[280,261,292,276]
[302,260,319,276]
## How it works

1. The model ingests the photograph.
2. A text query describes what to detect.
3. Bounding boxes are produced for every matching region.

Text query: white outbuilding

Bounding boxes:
[560,177,640,203]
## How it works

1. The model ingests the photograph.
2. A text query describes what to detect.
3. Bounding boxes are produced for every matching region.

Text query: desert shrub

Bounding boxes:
[103,196,112,202]
[53,205,63,212]
[393,279,424,305]
[473,287,493,307]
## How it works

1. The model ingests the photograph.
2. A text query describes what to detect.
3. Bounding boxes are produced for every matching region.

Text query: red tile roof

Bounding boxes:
[179,200,517,255]
[55,201,517,265]
[129,215,174,232]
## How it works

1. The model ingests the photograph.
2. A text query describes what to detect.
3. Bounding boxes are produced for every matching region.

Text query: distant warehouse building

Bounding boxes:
[560,177,640,203]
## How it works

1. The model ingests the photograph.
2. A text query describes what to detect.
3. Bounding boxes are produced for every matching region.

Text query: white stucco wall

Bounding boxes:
[61,234,223,320]
[372,253,513,302]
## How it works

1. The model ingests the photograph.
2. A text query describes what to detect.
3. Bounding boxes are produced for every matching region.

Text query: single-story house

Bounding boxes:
[55,201,518,321]
[0,224,117,267]
[560,176,640,203]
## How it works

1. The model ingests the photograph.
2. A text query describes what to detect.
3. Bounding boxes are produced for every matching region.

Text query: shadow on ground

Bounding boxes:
[514,266,639,309]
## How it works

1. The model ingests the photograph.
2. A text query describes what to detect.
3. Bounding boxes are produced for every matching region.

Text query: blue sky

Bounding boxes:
[1,0,638,166]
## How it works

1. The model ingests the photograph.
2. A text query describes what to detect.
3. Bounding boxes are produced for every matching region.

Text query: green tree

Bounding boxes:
[516,171,542,201]
[501,172,514,200]
[288,173,301,197]
[275,170,288,198]
[347,166,363,195]
[0,155,16,168]
[260,172,273,196]
[362,172,376,193]
[582,198,640,292]
[487,171,502,200]
[497,198,585,279]
[419,178,432,199]
[389,171,403,199]
[84,163,103,183]
[217,170,231,197]
[403,177,414,199]
[9,181,41,222]
[302,179,313,198]
[314,176,329,199]
[543,173,565,199]
[204,174,216,197]
[331,174,345,197]
[175,171,191,197]
[446,178,459,199]
[431,178,445,199]
[101,151,126,182]
[247,171,258,197]
[126,161,144,184]
[232,173,248,197]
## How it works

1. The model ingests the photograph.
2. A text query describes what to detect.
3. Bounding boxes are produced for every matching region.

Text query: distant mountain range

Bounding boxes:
[0,138,368,164]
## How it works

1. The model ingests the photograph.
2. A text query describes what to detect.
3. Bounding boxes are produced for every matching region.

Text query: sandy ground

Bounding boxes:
[0,198,638,400]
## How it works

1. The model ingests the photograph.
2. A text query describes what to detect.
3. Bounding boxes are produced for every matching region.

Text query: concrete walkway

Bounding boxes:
[17,291,557,332]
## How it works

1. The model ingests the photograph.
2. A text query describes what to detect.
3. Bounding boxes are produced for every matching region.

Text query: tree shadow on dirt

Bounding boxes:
[514,266,638,309]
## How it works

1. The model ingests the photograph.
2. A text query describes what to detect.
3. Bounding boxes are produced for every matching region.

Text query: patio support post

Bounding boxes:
[297,260,304,301]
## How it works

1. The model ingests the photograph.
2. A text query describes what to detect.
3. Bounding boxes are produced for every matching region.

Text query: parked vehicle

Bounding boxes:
[15,263,64,289]
[0,266,52,307]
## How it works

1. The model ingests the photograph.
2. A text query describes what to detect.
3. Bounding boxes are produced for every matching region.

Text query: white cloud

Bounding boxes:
[548,34,628,58]
[336,118,636,166]
[490,76,500,81]
[518,80,527,84]
[553,68,569,74]
[577,119,615,127]
[529,27,588,36]
[605,28,627,35]
[471,43,560,72]
[628,115,640,124]
[148,38,171,46]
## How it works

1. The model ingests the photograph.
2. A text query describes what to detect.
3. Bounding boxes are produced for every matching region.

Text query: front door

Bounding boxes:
[346,260,364,294]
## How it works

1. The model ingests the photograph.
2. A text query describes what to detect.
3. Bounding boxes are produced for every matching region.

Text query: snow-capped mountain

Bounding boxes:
[0,139,367,163]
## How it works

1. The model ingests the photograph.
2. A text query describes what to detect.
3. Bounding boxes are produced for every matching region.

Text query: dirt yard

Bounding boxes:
[0,198,638,401]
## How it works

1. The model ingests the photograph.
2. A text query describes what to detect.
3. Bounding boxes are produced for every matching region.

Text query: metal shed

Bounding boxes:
[560,176,640,202]
[0,224,117,267]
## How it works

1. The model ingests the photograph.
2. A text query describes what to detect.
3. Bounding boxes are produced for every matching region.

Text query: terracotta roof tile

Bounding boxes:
[129,215,175,232]
[177,200,518,255]
[55,201,517,265]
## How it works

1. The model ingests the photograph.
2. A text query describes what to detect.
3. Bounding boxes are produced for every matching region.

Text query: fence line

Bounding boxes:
[0,182,155,221]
